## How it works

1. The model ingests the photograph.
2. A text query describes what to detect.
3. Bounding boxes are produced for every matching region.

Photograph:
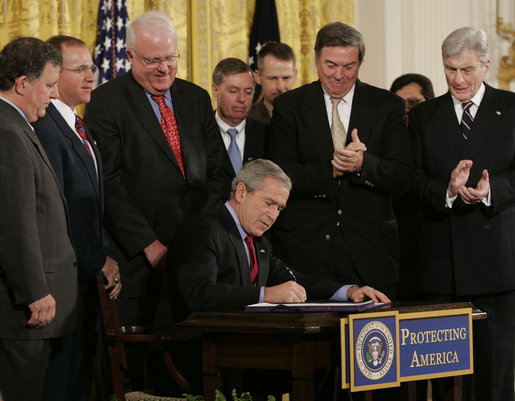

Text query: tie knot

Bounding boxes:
[244,235,253,246]
[75,114,85,131]
[331,97,342,107]
[151,95,167,108]
[227,128,238,139]
[461,101,473,110]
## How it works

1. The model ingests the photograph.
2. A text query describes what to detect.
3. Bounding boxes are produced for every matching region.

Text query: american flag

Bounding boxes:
[93,0,131,85]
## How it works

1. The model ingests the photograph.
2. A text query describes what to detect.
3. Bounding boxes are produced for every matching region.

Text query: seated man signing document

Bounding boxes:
[172,159,389,314]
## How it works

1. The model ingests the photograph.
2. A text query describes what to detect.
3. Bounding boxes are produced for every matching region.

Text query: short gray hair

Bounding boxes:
[229,159,292,199]
[126,11,178,52]
[315,22,365,64]
[442,27,488,64]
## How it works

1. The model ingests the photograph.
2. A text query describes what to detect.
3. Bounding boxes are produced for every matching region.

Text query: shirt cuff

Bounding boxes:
[445,192,457,208]
[330,284,356,302]
[259,286,265,303]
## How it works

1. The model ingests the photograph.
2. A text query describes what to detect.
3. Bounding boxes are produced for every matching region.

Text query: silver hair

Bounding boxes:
[229,159,292,199]
[126,11,179,51]
[442,27,488,64]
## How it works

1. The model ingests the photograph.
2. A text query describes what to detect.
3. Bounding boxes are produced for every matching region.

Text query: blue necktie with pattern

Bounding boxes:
[461,101,474,140]
[226,128,242,174]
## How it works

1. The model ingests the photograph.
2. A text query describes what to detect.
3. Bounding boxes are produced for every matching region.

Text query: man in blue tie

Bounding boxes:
[211,58,268,199]
[412,26,515,401]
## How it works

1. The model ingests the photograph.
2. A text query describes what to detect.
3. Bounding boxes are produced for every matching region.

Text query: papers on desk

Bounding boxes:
[245,300,387,313]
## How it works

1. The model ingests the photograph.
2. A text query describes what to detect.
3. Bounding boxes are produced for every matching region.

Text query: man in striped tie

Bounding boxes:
[33,35,121,401]
[411,27,515,401]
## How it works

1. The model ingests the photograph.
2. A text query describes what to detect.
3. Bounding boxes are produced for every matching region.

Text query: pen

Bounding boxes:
[285,266,297,282]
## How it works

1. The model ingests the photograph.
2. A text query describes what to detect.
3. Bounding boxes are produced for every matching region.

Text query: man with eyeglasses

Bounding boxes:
[84,10,226,384]
[31,35,121,401]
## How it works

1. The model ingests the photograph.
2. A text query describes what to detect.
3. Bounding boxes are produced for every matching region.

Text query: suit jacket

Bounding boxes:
[0,100,77,339]
[84,71,227,299]
[267,80,412,288]
[34,103,110,283]
[248,99,271,124]
[412,84,515,296]
[219,116,268,199]
[173,203,342,314]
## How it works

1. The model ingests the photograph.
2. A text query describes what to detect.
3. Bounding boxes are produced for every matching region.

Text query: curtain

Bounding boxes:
[0,0,354,91]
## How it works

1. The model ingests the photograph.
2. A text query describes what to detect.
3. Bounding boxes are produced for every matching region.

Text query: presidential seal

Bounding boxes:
[355,320,394,380]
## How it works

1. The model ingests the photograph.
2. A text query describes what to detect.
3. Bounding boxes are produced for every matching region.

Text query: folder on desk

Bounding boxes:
[245,300,385,313]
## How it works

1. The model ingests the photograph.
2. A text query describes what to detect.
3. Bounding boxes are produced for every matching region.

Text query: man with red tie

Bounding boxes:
[84,11,227,333]
[173,159,389,313]
[33,35,121,401]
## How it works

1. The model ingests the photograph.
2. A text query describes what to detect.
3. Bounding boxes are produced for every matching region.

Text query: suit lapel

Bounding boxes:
[48,105,100,202]
[349,80,375,146]
[218,205,252,287]
[431,94,465,160]
[243,118,259,163]
[254,237,269,287]
[126,73,184,176]
[301,82,334,160]
[461,84,503,161]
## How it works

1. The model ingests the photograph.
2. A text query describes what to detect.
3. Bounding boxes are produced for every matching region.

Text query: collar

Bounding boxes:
[215,111,246,133]
[0,95,33,129]
[224,201,248,241]
[51,98,77,128]
[451,82,486,108]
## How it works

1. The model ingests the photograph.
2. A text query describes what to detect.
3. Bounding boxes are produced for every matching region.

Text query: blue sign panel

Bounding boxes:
[399,311,472,380]
[349,312,399,391]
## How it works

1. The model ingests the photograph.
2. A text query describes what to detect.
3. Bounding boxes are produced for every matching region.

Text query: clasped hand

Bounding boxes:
[448,160,489,204]
[332,129,367,177]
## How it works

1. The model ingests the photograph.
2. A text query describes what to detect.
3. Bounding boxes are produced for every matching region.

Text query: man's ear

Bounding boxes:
[14,75,29,96]
[255,69,262,85]
[234,182,247,202]
[212,84,218,102]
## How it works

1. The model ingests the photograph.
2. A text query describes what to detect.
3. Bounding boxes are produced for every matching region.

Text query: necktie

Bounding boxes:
[226,128,242,174]
[75,114,94,161]
[151,95,185,178]
[461,101,474,140]
[331,97,347,150]
[244,235,259,285]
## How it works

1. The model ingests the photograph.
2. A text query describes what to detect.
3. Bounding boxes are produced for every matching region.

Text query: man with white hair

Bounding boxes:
[84,11,226,332]
[412,26,515,401]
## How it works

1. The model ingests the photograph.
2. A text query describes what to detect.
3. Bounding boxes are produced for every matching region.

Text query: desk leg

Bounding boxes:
[291,340,315,401]
[202,339,223,401]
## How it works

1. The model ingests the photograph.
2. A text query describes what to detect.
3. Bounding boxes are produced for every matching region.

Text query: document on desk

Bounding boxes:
[244,300,387,313]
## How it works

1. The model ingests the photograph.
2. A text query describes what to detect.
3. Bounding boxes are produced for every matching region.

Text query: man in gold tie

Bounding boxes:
[268,22,412,301]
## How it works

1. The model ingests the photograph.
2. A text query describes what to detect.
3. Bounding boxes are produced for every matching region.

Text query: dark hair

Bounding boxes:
[256,42,296,71]
[315,22,365,64]
[390,73,435,100]
[0,37,62,91]
[47,35,87,52]
[212,57,255,86]
[230,159,292,199]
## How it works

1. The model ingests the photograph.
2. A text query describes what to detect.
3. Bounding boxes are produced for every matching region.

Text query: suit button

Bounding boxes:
[325,234,331,240]
[337,209,343,215]
[336,222,340,227]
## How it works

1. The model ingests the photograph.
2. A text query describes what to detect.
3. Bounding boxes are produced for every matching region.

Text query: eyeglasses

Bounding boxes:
[129,50,180,68]
[61,65,98,75]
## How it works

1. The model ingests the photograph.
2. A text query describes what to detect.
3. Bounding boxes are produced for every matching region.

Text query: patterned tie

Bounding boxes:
[226,128,242,174]
[151,95,185,178]
[244,235,259,285]
[331,97,347,150]
[75,114,94,161]
[461,101,474,140]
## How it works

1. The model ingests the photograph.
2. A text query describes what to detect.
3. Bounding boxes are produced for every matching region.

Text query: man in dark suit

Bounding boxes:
[211,58,268,199]
[0,37,77,401]
[249,42,297,124]
[174,159,389,314]
[33,35,121,401]
[412,27,515,401]
[268,22,412,299]
[84,11,226,331]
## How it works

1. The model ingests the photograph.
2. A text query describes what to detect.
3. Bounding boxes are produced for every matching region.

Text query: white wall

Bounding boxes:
[355,0,515,95]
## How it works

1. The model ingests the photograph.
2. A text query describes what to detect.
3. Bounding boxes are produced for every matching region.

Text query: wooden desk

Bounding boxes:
[177,302,486,401]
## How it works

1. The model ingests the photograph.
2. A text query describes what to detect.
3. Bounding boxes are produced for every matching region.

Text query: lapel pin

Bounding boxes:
[496,110,501,115]
[259,249,266,253]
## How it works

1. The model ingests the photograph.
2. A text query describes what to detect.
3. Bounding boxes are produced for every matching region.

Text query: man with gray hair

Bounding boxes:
[84,11,227,332]
[0,37,77,401]
[268,22,412,301]
[212,57,268,199]
[412,26,515,401]
[174,159,389,313]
